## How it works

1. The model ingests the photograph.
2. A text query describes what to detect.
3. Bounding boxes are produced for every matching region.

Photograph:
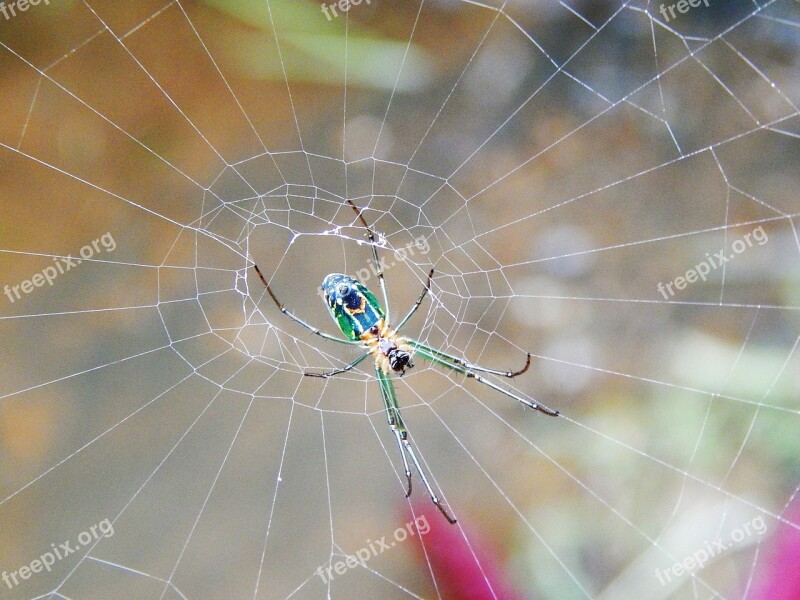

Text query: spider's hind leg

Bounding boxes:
[253,265,361,346]
[347,200,391,318]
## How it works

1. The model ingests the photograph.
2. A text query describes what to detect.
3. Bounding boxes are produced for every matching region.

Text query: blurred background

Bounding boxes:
[0,0,799,598]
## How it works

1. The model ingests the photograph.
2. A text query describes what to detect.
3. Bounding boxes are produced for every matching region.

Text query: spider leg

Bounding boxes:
[410,341,559,417]
[254,265,360,346]
[394,269,434,332]
[401,437,457,524]
[392,428,413,498]
[374,365,412,495]
[347,200,390,319]
[407,340,532,377]
[304,351,371,378]
[375,365,457,524]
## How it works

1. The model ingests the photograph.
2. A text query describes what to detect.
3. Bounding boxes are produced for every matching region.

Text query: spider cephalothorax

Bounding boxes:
[382,339,414,374]
[362,323,415,375]
[253,200,559,525]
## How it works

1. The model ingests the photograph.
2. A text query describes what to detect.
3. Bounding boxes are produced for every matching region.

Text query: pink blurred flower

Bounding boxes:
[749,497,800,600]
[406,504,528,600]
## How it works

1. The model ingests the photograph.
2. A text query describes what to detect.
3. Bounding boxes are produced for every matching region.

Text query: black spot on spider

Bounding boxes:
[379,339,413,375]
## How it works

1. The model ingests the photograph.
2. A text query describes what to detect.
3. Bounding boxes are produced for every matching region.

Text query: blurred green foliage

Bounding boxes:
[202,0,433,90]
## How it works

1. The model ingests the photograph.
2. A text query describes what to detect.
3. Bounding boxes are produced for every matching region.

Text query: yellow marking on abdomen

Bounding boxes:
[345,295,367,315]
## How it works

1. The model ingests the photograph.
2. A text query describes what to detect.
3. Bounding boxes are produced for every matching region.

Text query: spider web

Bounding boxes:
[0,0,799,598]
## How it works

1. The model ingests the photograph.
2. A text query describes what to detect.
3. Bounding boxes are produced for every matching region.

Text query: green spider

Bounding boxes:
[254,201,559,524]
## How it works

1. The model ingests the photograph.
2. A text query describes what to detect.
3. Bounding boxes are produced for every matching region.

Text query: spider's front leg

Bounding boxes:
[375,366,457,524]
[408,340,559,417]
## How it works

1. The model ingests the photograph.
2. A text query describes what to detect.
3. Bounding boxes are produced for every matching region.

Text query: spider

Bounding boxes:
[254,200,559,524]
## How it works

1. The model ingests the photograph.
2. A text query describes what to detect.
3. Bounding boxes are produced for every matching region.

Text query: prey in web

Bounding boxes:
[254,200,559,524]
